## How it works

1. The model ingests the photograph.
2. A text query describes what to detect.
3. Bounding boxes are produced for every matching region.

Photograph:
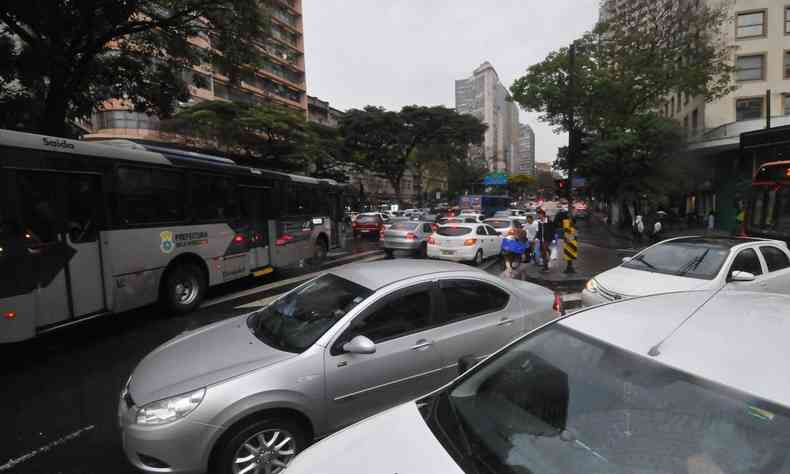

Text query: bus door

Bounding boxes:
[270,184,314,267]
[16,170,105,327]
[328,192,341,247]
[240,186,271,271]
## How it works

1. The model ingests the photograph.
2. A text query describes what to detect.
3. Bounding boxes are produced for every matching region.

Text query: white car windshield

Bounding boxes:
[248,274,372,353]
[423,325,790,473]
[622,240,730,280]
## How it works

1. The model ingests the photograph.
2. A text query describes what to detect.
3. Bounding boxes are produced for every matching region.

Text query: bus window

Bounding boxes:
[17,171,60,244]
[193,174,238,221]
[66,175,101,243]
[116,167,185,225]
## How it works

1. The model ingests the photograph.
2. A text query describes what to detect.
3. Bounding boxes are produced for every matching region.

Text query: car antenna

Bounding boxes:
[647,285,726,357]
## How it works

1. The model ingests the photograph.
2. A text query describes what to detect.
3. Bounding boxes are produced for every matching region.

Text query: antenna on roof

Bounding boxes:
[647,285,727,357]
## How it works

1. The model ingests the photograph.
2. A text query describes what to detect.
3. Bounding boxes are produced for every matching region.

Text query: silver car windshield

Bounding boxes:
[622,242,729,280]
[247,274,372,353]
[425,326,790,473]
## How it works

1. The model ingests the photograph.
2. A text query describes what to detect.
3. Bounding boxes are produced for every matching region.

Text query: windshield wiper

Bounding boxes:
[630,254,658,271]
[676,249,710,277]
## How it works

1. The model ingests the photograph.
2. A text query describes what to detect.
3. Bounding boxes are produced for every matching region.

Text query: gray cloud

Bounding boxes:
[303,0,598,164]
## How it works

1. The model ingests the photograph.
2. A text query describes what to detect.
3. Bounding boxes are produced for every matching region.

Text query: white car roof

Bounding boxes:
[562,290,790,407]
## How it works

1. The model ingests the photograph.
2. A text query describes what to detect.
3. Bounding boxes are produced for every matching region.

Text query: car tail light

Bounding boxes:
[233,234,245,243]
[463,239,477,246]
[275,234,294,246]
[507,228,517,235]
[405,233,417,240]
[427,236,435,245]
[3,311,16,320]
[352,222,358,228]
[431,224,437,232]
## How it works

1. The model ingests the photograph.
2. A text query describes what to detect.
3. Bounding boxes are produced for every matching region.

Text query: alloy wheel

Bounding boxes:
[232,428,296,474]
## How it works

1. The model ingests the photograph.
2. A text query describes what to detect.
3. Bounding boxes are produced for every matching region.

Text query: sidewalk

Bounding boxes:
[593,212,730,248]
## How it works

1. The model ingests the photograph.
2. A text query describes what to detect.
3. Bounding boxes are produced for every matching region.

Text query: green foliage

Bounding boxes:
[0,0,272,136]
[340,105,486,202]
[507,173,536,198]
[510,0,735,200]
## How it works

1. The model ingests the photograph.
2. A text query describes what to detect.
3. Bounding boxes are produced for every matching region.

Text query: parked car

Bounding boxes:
[582,236,790,306]
[118,260,555,474]
[427,223,504,265]
[382,221,435,258]
[352,213,385,239]
[285,289,790,474]
[483,217,524,237]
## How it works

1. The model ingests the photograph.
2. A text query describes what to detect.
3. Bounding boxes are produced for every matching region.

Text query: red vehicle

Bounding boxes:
[743,125,790,244]
[352,213,385,240]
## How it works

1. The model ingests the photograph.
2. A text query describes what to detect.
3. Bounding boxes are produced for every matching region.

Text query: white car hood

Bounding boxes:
[285,402,463,474]
[596,266,714,297]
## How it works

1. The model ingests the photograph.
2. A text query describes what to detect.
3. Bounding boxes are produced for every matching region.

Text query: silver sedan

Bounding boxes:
[118,259,555,474]
[382,220,435,258]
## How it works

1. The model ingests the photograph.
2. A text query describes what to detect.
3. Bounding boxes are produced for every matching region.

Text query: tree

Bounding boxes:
[0,0,271,136]
[510,0,734,214]
[166,99,310,172]
[303,122,351,182]
[507,174,536,200]
[340,105,486,203]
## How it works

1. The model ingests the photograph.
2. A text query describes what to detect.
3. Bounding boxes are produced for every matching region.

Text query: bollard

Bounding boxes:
[562,218,578,274]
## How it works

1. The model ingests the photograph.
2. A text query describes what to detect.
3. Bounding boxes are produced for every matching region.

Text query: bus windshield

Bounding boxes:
[749,186,790,237]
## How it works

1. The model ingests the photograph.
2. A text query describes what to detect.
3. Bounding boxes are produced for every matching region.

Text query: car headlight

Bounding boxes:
[585,278,599,293]
[136,388,205,426]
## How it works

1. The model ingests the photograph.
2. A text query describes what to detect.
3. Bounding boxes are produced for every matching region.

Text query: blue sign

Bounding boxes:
[483,172,509,186]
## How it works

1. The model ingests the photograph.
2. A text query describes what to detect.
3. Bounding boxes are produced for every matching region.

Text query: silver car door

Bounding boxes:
[324,282,442,431]
[758,245,790,294]
[431,279,517,385]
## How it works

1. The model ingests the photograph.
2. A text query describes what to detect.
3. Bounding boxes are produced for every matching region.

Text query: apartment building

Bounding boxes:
[513,124,536,176]
[455,62,521,173]
[86,0,307,141]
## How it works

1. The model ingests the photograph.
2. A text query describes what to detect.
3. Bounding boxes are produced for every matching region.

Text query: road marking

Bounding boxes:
[236,294,281,309]
[203,254,384,309]
[0,425,95,471]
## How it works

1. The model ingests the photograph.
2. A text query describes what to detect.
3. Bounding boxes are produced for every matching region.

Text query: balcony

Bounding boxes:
[687,115,790,152]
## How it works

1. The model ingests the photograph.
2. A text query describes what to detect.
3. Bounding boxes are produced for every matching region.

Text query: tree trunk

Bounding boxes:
[389,175,403,205]
[39,79,70,137]
[413,164,424,207]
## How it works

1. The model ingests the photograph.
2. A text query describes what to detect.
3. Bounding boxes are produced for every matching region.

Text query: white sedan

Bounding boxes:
[582,236,790,306]
[427,223,503,265]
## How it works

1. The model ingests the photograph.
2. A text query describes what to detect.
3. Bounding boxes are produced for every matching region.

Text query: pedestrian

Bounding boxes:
[633,215,645,243]
[537,210,556,272]
[524,215,539,263]
[707,211,715,232]
[651,218,663,243]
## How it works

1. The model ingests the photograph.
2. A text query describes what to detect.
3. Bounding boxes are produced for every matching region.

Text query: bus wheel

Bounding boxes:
[163,264,206,314]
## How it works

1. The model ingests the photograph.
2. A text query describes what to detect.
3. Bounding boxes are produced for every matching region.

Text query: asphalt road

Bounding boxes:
[0,220,618,474]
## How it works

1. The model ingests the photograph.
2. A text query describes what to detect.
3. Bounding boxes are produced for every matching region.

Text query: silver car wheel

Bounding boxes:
[174,275,199,305]
[232,428,296,474]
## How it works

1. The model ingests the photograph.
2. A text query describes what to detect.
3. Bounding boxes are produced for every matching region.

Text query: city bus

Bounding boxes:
[743,125,790,244]
[0,129,349,343]
[457,195,510,218]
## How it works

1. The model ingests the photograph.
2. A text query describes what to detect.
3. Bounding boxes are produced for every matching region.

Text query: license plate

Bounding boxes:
[441,250,455,255]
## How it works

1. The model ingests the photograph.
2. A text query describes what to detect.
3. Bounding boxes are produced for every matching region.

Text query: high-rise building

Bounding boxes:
[514,124,536,176]
[455,62,521,173]
[86,0,307,141]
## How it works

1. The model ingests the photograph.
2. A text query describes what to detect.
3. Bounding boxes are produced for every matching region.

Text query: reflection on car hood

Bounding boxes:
[596,266,713,297]
[130,314,294,406]
[286,402,463,474]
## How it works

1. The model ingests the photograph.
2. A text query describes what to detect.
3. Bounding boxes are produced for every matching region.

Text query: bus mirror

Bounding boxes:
[312,218,324,225]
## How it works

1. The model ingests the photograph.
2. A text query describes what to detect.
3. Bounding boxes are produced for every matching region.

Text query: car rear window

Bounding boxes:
[390,222,419,231]
[356,215,378,223]
[437,226,473,236]
[484,220,511,229]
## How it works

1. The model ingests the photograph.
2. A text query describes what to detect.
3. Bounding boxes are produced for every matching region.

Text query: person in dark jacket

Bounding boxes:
[536,209,556,272]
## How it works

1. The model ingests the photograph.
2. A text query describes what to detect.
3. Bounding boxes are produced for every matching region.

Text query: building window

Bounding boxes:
[736,97,764,121]
[95,110,160,131]
[786,7,790,34]
[784,94,790,116]
[785,51,790,79]
[736,55,765,82]
[736,11,766,39]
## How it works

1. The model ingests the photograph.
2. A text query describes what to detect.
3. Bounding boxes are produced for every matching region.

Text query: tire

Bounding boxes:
[312,238,328,264]
[384,248,394,259]
[473,249,484,266]
[162,263,206,314]
[214,416,308,474]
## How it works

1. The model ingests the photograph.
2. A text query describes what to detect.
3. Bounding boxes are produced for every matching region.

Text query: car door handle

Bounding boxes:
[497,318,514,327]
[411,339,434,351]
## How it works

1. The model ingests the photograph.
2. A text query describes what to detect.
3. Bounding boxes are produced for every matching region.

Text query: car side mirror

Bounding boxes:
[342,335,376,354]
[730,271,755,282]
[621,257,632,263]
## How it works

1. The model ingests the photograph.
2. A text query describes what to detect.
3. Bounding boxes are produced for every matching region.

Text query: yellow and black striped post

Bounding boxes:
[562,218,578,274]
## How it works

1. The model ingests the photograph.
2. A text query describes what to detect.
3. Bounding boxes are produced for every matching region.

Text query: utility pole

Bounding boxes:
[566,42,576,203]
[766,89,771,129]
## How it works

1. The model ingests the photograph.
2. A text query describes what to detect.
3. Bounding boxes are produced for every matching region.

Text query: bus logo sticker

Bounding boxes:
[160,231,175,254]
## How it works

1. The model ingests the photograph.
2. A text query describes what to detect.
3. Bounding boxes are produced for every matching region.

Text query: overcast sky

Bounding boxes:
[303,0,599,164]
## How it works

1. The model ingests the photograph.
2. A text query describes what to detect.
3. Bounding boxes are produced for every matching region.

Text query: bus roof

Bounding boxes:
[0,129,171,166]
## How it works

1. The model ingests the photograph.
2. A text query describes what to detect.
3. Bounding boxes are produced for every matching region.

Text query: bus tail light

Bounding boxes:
[3,311,16,320]
[463,239,477,246]
[405,233,417,240]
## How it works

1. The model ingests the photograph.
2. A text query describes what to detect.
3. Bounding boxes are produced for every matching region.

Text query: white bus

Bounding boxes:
[0,129,350,343]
